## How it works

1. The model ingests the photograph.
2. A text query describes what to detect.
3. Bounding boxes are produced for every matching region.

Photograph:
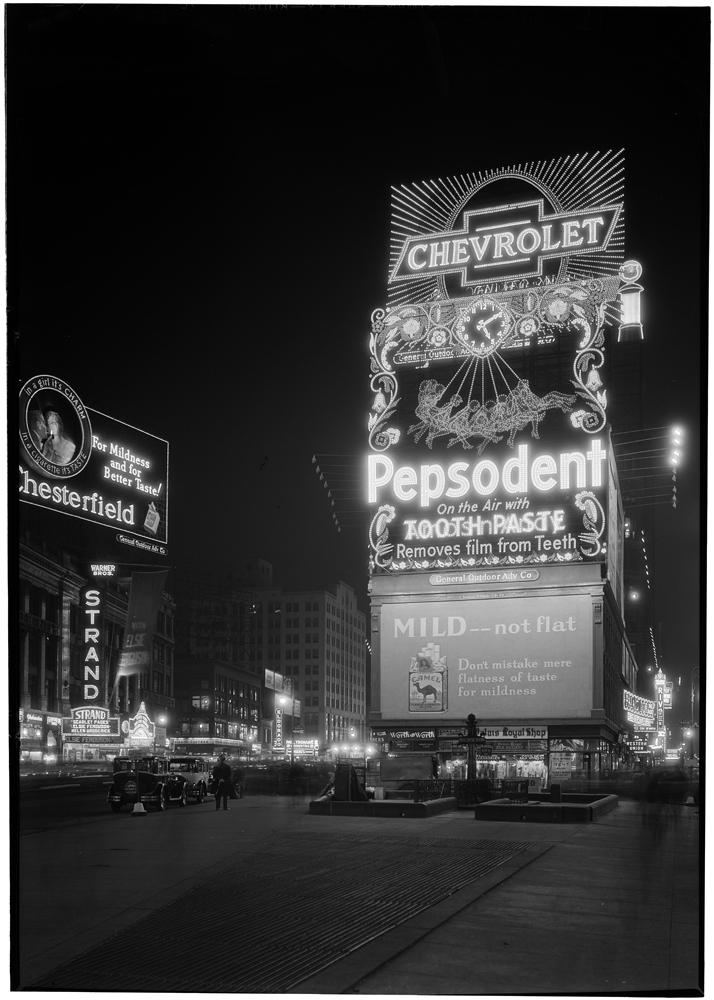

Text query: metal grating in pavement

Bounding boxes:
[28,833,534,993]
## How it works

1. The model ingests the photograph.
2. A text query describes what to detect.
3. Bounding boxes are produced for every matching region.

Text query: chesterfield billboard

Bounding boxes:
[380,594,593,722]
[19,375,169,549]
[368,153,628,576]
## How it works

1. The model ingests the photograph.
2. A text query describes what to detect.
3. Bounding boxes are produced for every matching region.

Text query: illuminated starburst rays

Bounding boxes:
[389,151,626,306]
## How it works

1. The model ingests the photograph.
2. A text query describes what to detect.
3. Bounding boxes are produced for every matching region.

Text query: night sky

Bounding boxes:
[10,7,707,703]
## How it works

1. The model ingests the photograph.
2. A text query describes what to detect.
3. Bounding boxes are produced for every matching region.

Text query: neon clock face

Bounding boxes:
[454,298,512,357]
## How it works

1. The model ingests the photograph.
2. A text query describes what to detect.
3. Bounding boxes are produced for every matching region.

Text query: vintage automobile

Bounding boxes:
[164,757,211,805]
[107,756,170,812]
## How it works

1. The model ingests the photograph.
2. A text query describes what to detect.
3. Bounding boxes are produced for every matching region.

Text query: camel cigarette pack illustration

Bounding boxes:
[409,644,447,713]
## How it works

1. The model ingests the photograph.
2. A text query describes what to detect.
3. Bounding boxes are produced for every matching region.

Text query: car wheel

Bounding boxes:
[179,786,188,807]
[196,784,204,804]
[110,802,121,813]
[155,789,165,811]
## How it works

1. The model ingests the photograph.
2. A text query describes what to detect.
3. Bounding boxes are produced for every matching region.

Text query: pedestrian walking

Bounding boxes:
[212,755,232,811]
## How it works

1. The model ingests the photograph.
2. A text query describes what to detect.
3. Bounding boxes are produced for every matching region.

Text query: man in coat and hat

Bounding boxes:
[212,755,232,811]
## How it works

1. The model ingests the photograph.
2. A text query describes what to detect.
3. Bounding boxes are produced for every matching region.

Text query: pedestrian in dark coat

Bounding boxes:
[212,755,232,810]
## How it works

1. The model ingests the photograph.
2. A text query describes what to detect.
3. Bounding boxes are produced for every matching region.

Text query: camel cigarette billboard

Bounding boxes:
[379,593,593,722]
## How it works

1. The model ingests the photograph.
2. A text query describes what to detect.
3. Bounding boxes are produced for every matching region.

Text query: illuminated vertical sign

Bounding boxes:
[81,586,104,703]
[654,670,666,744]
[274,707,284,750]
[116,570,168,683]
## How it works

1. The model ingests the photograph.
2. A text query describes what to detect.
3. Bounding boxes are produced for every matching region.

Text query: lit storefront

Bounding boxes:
[19,709,63,765]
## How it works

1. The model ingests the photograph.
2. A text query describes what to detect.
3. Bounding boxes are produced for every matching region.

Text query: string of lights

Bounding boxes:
[312,455,365,533]
[612,425,682,509]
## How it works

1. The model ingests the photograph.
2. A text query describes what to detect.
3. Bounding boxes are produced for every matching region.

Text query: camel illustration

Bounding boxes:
[412,681,439,702]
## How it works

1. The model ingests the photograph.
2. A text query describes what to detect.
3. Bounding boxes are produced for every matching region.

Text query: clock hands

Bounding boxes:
[475,310,504,336]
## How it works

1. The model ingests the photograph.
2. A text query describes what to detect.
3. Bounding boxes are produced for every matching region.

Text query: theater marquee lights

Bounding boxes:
[367,153,640,576]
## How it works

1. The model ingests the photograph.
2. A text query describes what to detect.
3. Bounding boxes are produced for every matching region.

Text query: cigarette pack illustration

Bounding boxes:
[144,502,160,536]
[409,643,447,713]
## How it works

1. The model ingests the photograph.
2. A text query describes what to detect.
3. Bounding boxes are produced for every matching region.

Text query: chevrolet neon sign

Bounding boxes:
[390,199,621,288]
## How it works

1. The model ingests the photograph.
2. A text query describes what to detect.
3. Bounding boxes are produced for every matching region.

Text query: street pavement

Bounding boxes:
[16,793,702,995]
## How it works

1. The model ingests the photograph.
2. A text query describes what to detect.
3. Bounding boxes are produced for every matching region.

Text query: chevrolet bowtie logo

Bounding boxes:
[390,198,621,287]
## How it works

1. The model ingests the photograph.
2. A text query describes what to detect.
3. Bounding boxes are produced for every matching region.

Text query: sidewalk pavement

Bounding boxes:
[17,795,702,995]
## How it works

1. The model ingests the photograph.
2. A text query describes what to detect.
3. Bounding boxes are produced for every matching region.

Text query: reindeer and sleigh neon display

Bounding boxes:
[368,274,625,573]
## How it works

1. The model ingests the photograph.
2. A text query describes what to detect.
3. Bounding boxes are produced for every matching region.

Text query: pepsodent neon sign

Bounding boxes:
[390,200,621,289]
[368,440,607,569]
[368,440,606,506]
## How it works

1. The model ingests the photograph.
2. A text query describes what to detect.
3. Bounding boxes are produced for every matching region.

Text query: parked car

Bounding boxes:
[107,756,169,812]
[164,757,211,805]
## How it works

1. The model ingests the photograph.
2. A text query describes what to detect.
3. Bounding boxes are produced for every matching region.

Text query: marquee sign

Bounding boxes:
[62,706,121,739]
[19,375,169,547]
[623,691,655,727]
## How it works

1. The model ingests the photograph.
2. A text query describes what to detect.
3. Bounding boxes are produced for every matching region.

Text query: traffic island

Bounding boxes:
[474,793,618,823]
[309,795,458,818]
